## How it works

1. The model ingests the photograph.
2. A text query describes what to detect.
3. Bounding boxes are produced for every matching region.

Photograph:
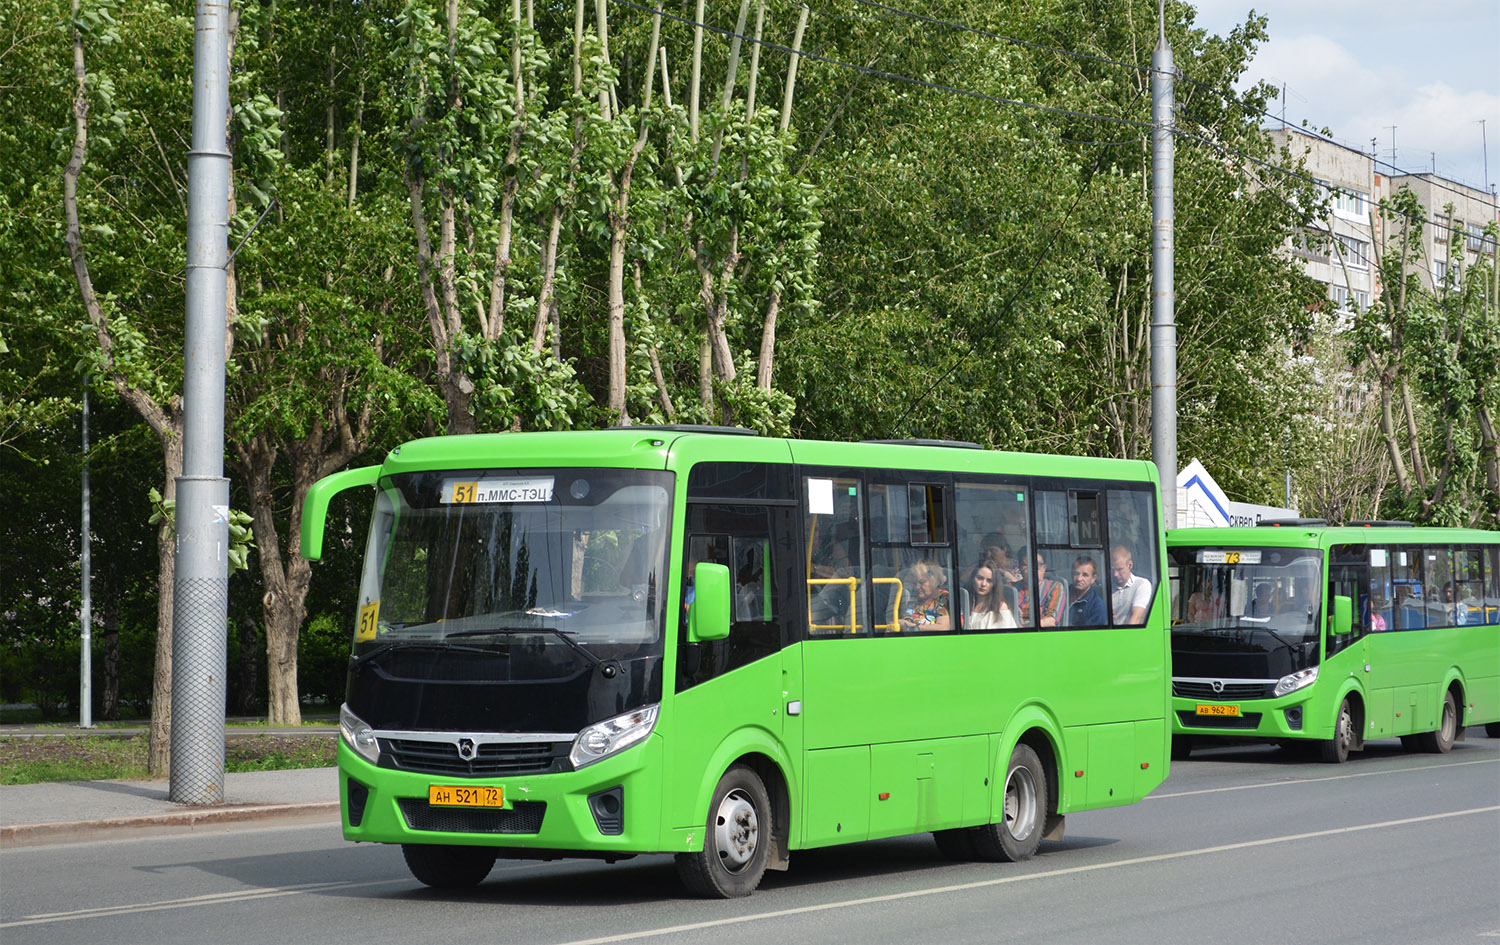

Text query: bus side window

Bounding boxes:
[805,476,867,636]
[1454,546,1484,626]
[1485,546,1500,625]
[1366,546,1394,632]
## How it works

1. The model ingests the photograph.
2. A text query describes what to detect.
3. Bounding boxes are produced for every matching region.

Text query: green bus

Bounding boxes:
[301,428,1171,896]
[1167,522,1500,763]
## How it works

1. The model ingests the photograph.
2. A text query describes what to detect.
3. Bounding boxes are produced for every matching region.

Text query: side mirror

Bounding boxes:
[1331,594,1353,636]
[300,465,381,560]
[687,563,732,642]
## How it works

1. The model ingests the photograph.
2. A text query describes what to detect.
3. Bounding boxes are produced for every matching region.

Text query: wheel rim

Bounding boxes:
[1003,765,1039,841]
[1441,697,1456,744]
[713,788,760,872]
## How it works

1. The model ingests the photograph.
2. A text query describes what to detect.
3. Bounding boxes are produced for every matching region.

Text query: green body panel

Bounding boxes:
[1168,525,1500,747]
[307,430,1171,858]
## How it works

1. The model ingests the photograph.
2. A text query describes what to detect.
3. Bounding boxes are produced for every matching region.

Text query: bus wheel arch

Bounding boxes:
[1016,727,1063,842]
[740,752,791,871]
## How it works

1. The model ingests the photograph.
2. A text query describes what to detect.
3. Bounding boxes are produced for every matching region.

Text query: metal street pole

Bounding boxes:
[1150,13,1178,528]
[80,381,93,729]
[171,0,232,805]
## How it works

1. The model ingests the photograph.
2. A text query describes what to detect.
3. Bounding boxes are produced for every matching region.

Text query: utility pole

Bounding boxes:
[172,0,232,805]
[79,381,93,729]
[1151,4,1177,527]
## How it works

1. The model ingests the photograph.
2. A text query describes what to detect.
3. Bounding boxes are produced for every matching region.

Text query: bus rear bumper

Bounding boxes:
[336,736,666,855]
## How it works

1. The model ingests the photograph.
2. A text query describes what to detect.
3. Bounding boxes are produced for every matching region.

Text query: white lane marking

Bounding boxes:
[545,806,1500,945]
[7,804,1496,932]
[1152,757,1499,799]
[0,857,572,928]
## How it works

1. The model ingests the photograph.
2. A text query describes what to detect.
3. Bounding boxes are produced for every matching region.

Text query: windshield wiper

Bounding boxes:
[444,627,602,667]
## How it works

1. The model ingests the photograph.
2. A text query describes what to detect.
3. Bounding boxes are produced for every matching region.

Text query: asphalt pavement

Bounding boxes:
[0,723,341,849]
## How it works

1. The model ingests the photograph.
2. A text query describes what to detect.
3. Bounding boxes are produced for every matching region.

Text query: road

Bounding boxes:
[3,733,1497,945]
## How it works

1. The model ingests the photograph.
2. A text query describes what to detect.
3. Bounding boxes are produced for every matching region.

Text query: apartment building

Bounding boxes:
[1269,127,1498,312]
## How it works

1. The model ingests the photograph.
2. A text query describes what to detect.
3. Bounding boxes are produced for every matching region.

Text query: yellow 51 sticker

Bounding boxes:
[357,602,380,642]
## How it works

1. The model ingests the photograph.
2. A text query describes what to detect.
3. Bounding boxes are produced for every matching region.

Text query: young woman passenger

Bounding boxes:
[967,564,1018,630]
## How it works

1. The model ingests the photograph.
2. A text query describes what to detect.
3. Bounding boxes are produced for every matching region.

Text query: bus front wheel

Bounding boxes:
[973,744,1047,863]
[1320,698,1355,764]
[1417,690,1458,754]
[401,843,496,889]
[676,765,771,898]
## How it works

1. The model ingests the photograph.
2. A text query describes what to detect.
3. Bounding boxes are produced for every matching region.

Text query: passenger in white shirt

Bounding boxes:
[1109,545,1152,626]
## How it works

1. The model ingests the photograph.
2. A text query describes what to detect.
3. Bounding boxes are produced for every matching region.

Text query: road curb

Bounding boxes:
[0,802,341,849]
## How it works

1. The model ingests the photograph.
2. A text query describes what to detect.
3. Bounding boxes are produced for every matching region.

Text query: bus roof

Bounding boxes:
[374,429,1160,483]
[1168,524,1499,549]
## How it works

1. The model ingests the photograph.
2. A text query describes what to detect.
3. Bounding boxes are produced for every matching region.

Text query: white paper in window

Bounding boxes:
[808,478,834,515]
[1370,548,1388,567]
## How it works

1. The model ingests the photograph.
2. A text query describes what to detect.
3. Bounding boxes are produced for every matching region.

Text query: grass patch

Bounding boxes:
[0,735,149,784]
[0,733,336,785]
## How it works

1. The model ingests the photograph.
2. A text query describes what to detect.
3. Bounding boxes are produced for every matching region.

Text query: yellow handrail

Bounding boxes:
[808,577,858,634]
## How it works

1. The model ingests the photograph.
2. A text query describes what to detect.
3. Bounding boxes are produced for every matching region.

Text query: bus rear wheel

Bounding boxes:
[1486,722,1500,738]
[1320,698,1354,764]
[401,843,496,889]
[1417,690,1458,754]
[676,765,771,898]
[973,744,1047,863]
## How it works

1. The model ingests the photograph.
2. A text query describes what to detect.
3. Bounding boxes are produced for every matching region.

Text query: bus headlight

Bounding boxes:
[570,704,659,770]
[340,704,381,764]
[1273,667,1319,698]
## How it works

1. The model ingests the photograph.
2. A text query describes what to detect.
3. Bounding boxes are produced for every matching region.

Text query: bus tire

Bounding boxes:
[1417,690,1458,754]
[676,765,771,898]
[401,843,495,889]
[973,744,1046,863]
[933,828,980,861]
[1320,698,1355,764]
[1486,723,1500,738]
[1170,735,1194,760]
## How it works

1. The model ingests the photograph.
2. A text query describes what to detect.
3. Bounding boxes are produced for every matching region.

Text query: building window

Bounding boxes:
[1337,235,1369,269]
[1292,228,1329,261]
[1332,188,1366,217]
[1468,223,1494,255]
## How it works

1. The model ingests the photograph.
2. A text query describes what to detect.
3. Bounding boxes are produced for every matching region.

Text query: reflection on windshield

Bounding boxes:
[1170,546,1323,643]
[355,468,672,660]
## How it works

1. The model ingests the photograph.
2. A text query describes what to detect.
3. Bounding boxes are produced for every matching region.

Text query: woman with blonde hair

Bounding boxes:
[899,560,952,631]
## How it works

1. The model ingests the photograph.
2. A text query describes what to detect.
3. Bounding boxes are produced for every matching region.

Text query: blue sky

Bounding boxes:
[1189,0,1500,194]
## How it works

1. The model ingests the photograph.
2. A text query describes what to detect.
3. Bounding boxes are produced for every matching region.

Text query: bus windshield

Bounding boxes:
[1169,545,1324,648]
[355,467,673,666]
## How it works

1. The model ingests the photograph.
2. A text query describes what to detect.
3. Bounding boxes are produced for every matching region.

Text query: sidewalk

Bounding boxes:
[0,765,340,849]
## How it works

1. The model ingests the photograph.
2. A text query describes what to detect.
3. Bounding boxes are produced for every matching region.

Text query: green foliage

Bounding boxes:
[146,487,256,573]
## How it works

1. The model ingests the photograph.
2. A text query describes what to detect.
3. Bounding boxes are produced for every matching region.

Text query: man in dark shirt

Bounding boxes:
[1068,556,1107,627]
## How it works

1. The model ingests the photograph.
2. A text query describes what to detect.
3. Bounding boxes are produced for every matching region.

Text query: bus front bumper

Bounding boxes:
[337,736,665,854]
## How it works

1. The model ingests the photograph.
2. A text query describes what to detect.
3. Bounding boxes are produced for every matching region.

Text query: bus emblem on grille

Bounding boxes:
[1211,679,1224,693]
[456,738,477,760]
